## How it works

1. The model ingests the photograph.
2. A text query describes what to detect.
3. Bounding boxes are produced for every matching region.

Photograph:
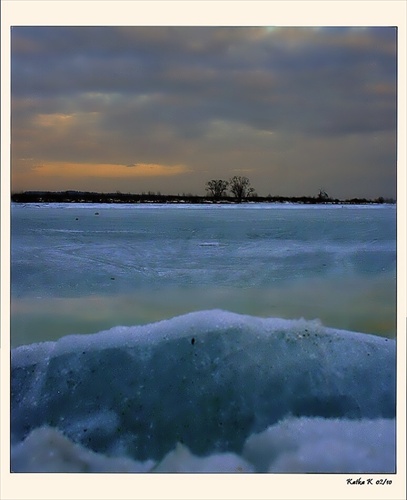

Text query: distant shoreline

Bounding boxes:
[11,191,396,205]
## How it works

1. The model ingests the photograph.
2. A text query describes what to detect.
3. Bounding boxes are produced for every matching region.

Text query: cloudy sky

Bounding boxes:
[11,26,397,199]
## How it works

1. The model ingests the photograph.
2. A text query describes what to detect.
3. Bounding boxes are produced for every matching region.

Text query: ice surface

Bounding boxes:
[153,443,254,473]
[11,417,394,473]
[11,203,397,346]
[11,203,396,297]
[11,310,396,473]
[11,426,156,473]
[243,417,395,473]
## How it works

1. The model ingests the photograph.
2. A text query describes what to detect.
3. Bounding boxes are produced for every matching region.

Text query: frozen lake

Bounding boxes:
[11,202,396,346]
[10,202,397,473]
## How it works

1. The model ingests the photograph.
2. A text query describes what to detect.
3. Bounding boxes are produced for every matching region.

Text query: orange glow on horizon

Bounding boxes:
[29,161,191,179]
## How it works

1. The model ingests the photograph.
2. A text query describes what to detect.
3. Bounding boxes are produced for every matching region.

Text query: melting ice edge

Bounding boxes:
[11,310,396,473]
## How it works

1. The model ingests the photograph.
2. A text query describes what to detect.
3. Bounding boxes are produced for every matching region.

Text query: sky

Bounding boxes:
[11,26,397,199]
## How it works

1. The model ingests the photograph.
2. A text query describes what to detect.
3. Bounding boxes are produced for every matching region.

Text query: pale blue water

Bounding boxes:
[11,203,396,346]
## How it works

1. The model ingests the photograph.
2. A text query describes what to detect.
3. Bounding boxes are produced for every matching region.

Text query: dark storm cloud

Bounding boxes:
[16,27,396,135]
[11,26,397,197]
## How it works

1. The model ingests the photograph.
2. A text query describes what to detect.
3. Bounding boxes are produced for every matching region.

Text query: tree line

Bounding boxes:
[11,176,395,205]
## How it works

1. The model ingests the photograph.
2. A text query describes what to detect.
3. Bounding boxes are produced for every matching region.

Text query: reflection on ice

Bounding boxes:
[11,274,396,346]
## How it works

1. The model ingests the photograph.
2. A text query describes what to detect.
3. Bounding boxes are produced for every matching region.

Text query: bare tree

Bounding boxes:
[205,179,229,200]
[229,176,254,202]
[318,189,329,201]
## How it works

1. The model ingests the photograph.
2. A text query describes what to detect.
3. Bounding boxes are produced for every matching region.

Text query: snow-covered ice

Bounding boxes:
[11,310,396,473]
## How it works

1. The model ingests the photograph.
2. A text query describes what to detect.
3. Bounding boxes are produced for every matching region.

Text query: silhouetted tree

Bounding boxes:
[229,176,254,202]
[205,179,229,199]
[318,189,329,201]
